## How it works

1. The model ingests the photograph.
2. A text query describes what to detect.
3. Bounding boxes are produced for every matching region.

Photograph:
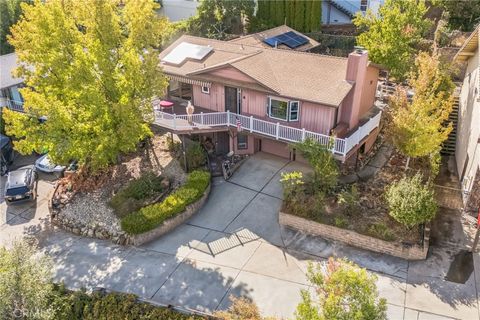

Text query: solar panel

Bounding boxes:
[263,32,310,49]
[263,37,278,47]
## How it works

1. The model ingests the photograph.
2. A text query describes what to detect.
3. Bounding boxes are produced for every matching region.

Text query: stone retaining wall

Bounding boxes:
[279,211,430,260]
[50,182,211,246]
[129,183,211,246]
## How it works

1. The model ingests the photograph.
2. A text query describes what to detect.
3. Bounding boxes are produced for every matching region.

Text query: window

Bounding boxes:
[289,101,299,121]
[201,86,210,94]
[237,133,248,150]
[268,98,300,122]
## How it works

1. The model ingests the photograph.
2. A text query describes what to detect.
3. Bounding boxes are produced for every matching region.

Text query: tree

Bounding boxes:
[0,0,30,54]
[353,0,431,81]
[309,1,322,32]
[0,240,55,319]
[388,52,454,170]
[294,138,338,193]
[295,258,387,320]
[386,172,437,228]
[293,0,305,32]
[4,0,169,170]
[189,0,255,38]
[434,0,480,32]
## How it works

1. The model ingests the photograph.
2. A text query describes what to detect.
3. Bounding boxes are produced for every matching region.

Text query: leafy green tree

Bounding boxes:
[4,0,169,170]
[434,0,480,32]
[294,138,338,193]
[386,172,437,228]
[353,0,431,81]
[388,52,454,170]
[293,0,305,32]
[274,0,286,26]
[286,0,295,26]
[0,240,55,320]
[189,0,255,38]
[295,258,387,320]
[309,0,322,32]
[0,0,30,54]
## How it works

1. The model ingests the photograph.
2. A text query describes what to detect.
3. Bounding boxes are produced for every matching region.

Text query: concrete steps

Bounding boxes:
[441,95,459,156]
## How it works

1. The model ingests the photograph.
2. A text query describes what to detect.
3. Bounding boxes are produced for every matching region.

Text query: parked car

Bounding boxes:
[0,134,14,176]
[4,165,37,204]
[35,154,66,174]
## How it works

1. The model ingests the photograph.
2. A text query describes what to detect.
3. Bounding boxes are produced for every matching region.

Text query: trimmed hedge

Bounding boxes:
[52,286,206,320]
[121,170,210,235]
[110,172,166,218]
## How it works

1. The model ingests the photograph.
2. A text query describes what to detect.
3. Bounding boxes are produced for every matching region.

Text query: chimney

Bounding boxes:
[344,46,369,129]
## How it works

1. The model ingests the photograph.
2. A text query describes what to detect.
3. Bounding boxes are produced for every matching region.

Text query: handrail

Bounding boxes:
[154,110,381,158]
[1,99,24,112]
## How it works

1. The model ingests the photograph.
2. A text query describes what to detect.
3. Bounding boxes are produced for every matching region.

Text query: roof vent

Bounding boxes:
[354,46,365,54]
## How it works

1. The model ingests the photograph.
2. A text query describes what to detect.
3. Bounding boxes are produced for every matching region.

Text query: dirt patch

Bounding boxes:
[51,130,187,242]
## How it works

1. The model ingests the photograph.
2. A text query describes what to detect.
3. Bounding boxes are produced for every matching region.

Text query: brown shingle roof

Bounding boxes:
[159,35,352,107]
[228,25,320,52]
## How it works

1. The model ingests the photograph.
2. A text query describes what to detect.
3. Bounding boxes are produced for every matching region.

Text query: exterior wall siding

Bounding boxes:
[359,65,379,118]
[192,83,224,112]
[456,47,480,207]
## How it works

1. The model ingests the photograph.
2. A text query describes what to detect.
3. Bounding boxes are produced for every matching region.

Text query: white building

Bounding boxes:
[322,0,384,25]
[0,53,24,112]
[453,27,480,214]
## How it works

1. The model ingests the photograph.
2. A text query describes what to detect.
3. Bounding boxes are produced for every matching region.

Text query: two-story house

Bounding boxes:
[154,27,382,163]
[0,53,24,112]
[453,26,480,214]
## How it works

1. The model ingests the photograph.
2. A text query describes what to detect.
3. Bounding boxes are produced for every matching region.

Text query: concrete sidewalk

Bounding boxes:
[1,152,479,319]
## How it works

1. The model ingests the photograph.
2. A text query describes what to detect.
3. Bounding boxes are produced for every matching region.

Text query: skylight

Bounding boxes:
[162,42,213,65]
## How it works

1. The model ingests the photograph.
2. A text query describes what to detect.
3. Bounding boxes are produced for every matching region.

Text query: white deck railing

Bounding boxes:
[1,99,24,113]
[154,110,381,158]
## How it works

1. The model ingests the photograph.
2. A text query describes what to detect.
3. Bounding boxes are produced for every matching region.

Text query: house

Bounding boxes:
[323,0,384,25]
[453,27,480,214]
[0,53,24,112]
[154,27,382,163]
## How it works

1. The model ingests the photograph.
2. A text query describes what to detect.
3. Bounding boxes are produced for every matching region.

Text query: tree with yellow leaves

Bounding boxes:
[388,51,454,172]
[5,0,169,170]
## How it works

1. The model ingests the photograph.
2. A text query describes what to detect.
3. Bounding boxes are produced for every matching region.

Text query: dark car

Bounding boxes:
[0,134,14,176]
[4,165,38,204]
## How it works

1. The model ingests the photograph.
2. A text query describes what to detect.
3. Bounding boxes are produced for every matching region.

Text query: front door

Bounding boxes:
[225,86,240,113]
[215,132,230,155]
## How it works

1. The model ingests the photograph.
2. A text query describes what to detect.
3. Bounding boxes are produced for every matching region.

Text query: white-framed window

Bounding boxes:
[289,101,299,121]
[201,86,210,94]
[267,97,300,122]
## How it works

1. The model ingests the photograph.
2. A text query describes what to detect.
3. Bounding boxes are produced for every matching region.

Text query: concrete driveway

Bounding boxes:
[1,152,479,319]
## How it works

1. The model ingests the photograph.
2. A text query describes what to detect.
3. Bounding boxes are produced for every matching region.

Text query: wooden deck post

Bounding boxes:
[181,135,188,172]
[275,122,280,140]
[301,128,306,141]
[250,116,253,133]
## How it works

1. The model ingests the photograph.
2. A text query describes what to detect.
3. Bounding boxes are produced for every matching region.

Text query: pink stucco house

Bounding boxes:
[155,27,381,162]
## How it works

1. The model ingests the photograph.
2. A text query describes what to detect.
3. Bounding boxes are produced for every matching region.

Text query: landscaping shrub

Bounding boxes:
[52,285,205,320]
[177,141,207,172]
[337,184,360,215]
[367,223,396,241]
[334,216,348,228]
[110,172,166,218]
[121,170,210,234]
[294,138,338,193]
[215,296,267,320]
[386,173,437,228]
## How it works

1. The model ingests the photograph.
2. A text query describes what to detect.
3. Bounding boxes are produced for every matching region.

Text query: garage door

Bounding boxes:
[261,139,291,159]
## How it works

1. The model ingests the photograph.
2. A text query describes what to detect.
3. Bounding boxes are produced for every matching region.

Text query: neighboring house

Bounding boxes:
[155,27,382,163]
[157,0,199,22]
[0,53,24,112]
[453,27,480,214]
[323,0,384,25]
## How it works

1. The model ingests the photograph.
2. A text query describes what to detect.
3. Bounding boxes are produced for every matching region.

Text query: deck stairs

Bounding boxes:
[441,94,460,156]
[328,0,357,18]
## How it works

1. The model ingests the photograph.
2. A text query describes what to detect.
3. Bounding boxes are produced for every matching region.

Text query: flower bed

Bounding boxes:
[121,170,211,236]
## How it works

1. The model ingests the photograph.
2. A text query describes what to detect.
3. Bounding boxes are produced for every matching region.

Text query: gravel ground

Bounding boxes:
[58,131,187,237]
